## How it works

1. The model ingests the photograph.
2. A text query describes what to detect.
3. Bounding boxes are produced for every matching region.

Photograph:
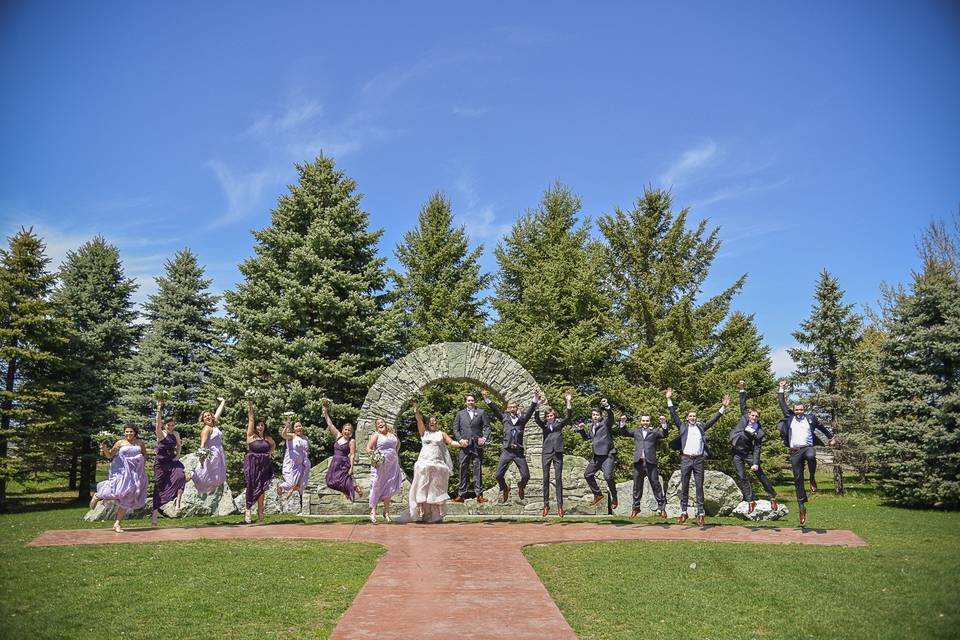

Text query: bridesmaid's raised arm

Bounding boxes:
[280,419,294,441]
[155,400,164,441]
[323,405,340,440]
[213,397,226,423]
[246,400,256,441]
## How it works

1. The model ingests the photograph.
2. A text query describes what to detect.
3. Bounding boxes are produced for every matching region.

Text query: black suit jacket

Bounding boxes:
[534,407,574,455]
[777,391,833,448]
[728,389,764,466]
[452,407,491,451]
[486,399,539,451]
[576,407,616,456]
[667,402,723,457]
[620,420,669,464]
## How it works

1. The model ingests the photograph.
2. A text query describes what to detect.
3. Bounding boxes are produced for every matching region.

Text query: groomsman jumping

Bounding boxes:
[484,390,539,503]
[777,380,834,526]
[575,398,618,510]
[729,380,778,513]
[533,391,573,517]
[619,413,669,519]
[667,388,729,527]
[451,393,491,504]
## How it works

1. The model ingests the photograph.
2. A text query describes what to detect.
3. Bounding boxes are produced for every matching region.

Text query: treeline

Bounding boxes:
[0,155,956,510]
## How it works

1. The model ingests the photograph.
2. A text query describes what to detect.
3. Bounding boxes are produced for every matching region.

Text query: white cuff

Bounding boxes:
[667,399,674,407]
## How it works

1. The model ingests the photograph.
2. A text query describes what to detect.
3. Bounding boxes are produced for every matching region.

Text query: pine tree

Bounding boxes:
[51,236,139,501]
[216,155,399,480]
[0,229,68,510]
[394,192,490,348]
[120,249,221,436]
[873,224,960,508]
[788,270,863,492]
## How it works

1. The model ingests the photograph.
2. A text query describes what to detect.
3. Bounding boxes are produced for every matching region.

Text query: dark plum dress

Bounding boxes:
[243,437,274,508]
[153,432,186,511]
[325,437,356,499]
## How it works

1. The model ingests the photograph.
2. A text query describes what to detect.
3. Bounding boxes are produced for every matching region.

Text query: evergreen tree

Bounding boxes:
[51,236,139,501]
[394,192,490,349]
[873,224,960,508]
[216,155,399,480]
[120,249,221,436]
[787,270,864,491]
[0,229,68,510]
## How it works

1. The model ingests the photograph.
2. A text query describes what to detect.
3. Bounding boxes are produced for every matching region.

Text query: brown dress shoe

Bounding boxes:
[477,495,488,504]
[799,507,807,526]
[518,485,525,500]
[679,513,689,524]
[659,510,668,519]
[499,488,510,503]
[629,509,639,519]
[770,499,779,510]
[697,515,705,527]
[611,500,618,510]
[748,501,756,514]
[810,481,818,494]
[542,505,549,517]
[558,507,566,518]
[450,496,465,504]
[589,494,604,506]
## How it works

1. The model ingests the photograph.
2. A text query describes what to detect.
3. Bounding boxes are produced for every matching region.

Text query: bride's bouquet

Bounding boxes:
[152,390,170,403]
[196,447,211,464]
[320,397,331,409]
[370,450,385,467]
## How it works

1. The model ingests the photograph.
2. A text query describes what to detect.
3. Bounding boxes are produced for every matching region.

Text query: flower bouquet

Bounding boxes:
[320,397,331,409]
[196,447,211,464]
[96,430,117,448]
[153,390,170,403]
[370,450,385,467]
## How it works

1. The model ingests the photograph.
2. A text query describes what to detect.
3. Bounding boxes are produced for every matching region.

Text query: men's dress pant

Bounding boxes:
[542,451,564,508]
[457,446,483,497]
[790,446,817,503]
[584,453,618,503]
[495,448,530,491]
[632,459,665,511]
[731,450,778,501]
[679,454,706,515]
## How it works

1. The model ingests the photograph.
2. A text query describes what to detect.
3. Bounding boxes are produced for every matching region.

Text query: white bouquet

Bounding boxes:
[196,447,211,464]
[370,450,385,467]
[96,430,117,447]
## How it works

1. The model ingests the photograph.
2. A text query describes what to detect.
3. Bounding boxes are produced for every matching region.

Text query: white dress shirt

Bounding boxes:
[790,416,813,448]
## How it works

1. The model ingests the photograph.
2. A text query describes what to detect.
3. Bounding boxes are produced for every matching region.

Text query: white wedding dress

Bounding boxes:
[407,430,454,523]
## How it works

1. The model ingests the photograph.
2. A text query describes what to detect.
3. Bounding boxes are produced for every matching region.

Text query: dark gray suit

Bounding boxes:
[669,401,724,516]
[452,406,491,497]
[729,389,777,502]
[534,406,573,508]
[487,399,539,492]
[777,391,833,503]
[577,407,618,504]
[620,419,669,511]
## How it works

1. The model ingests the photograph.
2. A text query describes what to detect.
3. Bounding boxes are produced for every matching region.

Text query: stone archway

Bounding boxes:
[304,342,608,516]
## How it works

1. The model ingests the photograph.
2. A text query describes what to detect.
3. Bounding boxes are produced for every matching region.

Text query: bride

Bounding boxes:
[408,400,466,523]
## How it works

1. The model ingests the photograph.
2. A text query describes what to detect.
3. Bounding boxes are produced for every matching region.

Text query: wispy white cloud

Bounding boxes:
[245,100,324,137]
[770,346,797,379]
[206,160,274,229]
[690,178,791,209]
[660,140,719,187]
[453,173,512,243]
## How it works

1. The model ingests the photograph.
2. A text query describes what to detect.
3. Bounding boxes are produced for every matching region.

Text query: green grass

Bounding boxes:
[0,478,384,640]
[524,482,960,640]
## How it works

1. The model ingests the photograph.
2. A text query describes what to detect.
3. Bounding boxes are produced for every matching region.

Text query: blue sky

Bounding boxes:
[2,2,958,376]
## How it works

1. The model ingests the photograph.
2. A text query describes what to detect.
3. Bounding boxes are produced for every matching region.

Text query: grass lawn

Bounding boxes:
[525,482,960,640]
[0,477,383,640]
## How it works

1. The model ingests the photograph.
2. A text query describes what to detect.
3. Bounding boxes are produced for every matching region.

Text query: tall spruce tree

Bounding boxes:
[788,270,863,492]
[216,155,398,479]
[394,192,490,348]
[597,188,746,478]
[873,224,960,508]
[52,236,139,501]
[0,229,68,510]
[120,249,220,435]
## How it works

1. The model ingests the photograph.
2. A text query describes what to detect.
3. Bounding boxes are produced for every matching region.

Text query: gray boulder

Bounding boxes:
[83,500,151,522]
[665,469,741,516]
[233,478,303,515]
[159,453,237,518]
[731,499,789,521]
[613,475,665,516]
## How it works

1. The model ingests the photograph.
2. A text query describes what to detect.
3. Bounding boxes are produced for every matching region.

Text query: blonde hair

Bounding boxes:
[198,410,214,426]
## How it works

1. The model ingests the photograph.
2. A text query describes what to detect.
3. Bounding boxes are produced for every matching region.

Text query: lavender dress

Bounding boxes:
[243,437,274,508]
[280,434,311,494]
[325,437,356,499]
[368,433,402,507]
[191,426,226,494]
[96,444,148,511]
[153,432,185,510]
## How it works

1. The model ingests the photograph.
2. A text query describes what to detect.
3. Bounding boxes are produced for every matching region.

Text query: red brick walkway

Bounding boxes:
[30,522,865,639]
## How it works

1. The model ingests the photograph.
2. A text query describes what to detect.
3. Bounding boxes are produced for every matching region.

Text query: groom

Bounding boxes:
[451,393,491,504]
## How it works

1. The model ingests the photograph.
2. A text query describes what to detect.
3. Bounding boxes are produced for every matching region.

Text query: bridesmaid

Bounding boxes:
[243,398,275,523]
[191,397,226,494]
[150,398,186,526]
[90,424,149,532]
[366,416,402,524]
[322,404,363,500]
[278,416,311,499]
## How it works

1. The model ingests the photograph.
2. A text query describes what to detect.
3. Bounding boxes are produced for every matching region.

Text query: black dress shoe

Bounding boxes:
[518,485,525,500]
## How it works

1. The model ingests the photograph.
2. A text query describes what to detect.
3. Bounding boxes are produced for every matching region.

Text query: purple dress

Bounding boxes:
[153,432,185,510]
[325,437,356,499]
[279,434,311,494]
[96,444,148,511]
[192,426,226,494]
[243,437,274,508]
[368,433,402,507]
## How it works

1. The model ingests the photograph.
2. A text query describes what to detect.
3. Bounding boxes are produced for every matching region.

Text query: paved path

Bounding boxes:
[30,522,866,639]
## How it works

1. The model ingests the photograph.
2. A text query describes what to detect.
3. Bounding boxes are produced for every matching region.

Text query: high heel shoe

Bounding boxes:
[244,508,252,524]
[113,521,124,533]
[384,510,392,523]
[369,511,377,524]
